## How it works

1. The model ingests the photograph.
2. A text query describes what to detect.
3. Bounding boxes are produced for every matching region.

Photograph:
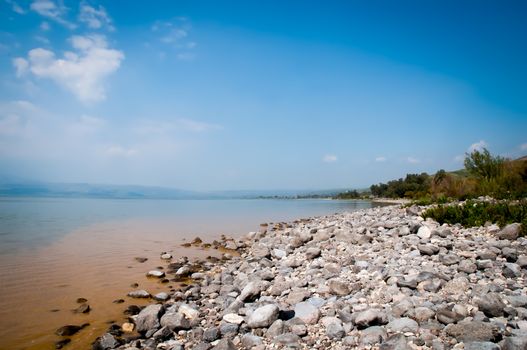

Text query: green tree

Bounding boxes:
[464,148,504,181]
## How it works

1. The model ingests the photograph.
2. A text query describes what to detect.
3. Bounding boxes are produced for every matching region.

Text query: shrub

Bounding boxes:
[422,200,527,235]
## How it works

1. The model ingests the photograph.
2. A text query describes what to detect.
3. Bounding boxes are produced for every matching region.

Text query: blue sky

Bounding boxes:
[0,0,526,190]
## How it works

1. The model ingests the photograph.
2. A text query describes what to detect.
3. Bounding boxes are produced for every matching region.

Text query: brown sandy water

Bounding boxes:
[0,219,232,350]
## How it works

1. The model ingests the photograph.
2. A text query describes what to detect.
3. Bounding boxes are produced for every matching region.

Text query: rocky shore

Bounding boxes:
[89,204,527,350]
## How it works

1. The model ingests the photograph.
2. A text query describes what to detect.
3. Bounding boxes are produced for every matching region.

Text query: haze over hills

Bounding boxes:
[0,181,352,200]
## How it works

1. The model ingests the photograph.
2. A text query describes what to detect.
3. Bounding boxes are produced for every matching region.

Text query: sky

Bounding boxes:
[0,0,526,191]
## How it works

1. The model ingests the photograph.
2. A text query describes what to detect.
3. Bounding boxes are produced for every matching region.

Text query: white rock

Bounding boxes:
[223,313,245,325]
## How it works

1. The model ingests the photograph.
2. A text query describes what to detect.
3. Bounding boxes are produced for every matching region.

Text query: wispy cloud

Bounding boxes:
[5,0,25,14]
[78,3,114,30]
[30,0,76,29]
[520,143,527,151]
[454,154,464,162]
[468,140,487,152]
[105,145,137,158]
[151,17,196,61]
[133,119,222,135]
[375,156,386,162]
[13,35,124,103]
[40,21,50,31]
[323,154,337,163]
[407,157,419,164]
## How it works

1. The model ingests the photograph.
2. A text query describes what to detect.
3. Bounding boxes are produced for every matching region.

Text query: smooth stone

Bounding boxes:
[160,253,172,260]
[294,301,320,324]
[74,304,90,314]
[135,304,163,333]
[127,290,150,298]
[386,317,419,333]
[241,334,263,348]
[497,223,521,240]
[178,304,199,321]
[503,263,522,278]
[502,336,527,350]
[203,327,220,342]
[476,293,506,317]
[417,226,432,239]
[147,270,165,278]
[305,247,321,259]
[326,322,346,339]
[266,319,286,338]
[360,326,387,345]
[92,333,120,350]
[354,309,387,328]
[247,304,280,328]
[223,313,244,325]
[458,260,477,274]
[153,292,169,301]
[160,311,191,331]
[238,281,262,302]
[379,334,412,350]
[440,253,460,266]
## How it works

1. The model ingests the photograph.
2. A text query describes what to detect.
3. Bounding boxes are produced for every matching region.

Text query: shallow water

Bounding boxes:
[0,197,377,349]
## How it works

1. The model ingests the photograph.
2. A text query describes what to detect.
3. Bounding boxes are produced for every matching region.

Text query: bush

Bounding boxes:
[422,200,527,235]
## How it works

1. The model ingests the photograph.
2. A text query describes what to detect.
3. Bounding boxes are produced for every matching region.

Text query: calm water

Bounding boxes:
[0,197,378,350]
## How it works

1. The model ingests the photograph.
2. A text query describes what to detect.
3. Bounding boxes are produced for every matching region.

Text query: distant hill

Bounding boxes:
[0,181,348,200]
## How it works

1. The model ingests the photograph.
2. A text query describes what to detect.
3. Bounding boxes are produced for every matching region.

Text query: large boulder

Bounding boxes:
[497,223,521,240]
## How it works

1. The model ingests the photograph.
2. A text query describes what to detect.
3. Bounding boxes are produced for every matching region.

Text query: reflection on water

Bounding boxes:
[0,197,378,349]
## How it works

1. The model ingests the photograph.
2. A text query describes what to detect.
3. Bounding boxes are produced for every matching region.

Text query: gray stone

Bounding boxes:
[219,322,239,336]
[503,263,522,278]
[92,333,120,350]
[203,327,220,342]
[502,336,527,350]
[360,326,387,345]
[497,223,521,240]
[152,326,172,341]
[407,307,435,323]
[238,281,262,302]
[241,334,263,348]
[294,301,320,324]
[458,260,477,274]
[247,304,279,328]
[379,334,412,350]
[153,292,169,301]
[354,309,387,328]
[273,333,301,347]
[160,311,191,331]
[135,304,163,333]
[222,313,244,325]
[386,317,419,333]
[507,295,527,307]
[418,244,439,255]
[440,253,460,266]
[476,293,506,317]
[253,244,271,258]
[436,309,463,325]
[146,270,165,278]
[211,338,237,350]
[326,322,346,339]
[127,290,150,298]
[266,319,285,338]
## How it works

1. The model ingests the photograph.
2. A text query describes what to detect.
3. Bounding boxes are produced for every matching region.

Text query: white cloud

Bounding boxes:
[454,154,464,162]
[520,143,527,151]
[133,119,222,135]
[79,4,113,30]
[375,156,386,162]
[468,140,487,152]
[34,35,50,44]
[40,21,50,31]
[105,145,137,158]
[407,157,420,164]
[12,57,29,77]
[30,0,76,29]
[13,35,124,103]
[323,154,338,163]
[5,0,25,14]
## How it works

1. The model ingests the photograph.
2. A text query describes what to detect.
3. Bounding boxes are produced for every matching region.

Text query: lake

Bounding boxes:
[0,197,380,349]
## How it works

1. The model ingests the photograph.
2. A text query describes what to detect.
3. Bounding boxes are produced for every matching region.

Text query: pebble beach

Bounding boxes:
[83,203,527,350]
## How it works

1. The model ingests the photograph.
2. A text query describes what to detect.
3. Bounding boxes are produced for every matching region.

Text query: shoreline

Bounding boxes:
[83,204,527,349]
